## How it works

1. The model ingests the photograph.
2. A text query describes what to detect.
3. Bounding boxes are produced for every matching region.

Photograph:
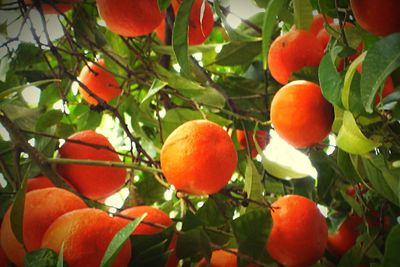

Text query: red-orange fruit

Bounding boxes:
[27,175,55,192]
[78,59,122,105]
[0,226,9,267]
[236,130,269,158]
[196,249,259,267]
[160,120,237,196]
[24,0,77,14]
[96,0,165,37]
[310,14,334,36]
[268,29,324,85]
[356,64,394,104]
[159,0,214,45]
[350,0,400,36]
[267,195,328,267]
[119,206,178,267]
[0,188,86,267]
[270,80,334,148]
[41,208,131,267]
[327,214,363,257]
[56,130,127,199]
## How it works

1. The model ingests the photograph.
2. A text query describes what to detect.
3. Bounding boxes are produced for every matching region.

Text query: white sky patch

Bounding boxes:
[105,187,129,209]
[226,0,263,28]
[22,86,41,106]
[263,130,318,179]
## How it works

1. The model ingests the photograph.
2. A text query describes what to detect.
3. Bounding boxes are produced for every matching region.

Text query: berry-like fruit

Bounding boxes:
[56,130,127,199]
[160,120,237,195]
[267,195,328,267]
[310,14,333,36]
[78,59,122,105]
[96,0,165,37]
[268,29,324,85]
[270,80,334,148]
[41,208,131,267]
[350,0,400,36]
[0,188,86,267]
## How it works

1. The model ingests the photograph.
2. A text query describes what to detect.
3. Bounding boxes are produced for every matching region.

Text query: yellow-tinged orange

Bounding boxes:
[96,0,165,37]
[56,130,127,199]
[267,195,328,267]
[270,80,334,148]
[0,188,86,267]
[78,59,122,105]
[41,208,131,267]
[160,120,237,196]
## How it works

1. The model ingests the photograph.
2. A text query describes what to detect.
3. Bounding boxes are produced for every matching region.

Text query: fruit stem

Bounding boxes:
[47,158,163,174]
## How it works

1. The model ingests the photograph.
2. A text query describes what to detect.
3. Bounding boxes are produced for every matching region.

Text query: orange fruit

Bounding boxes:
[0,226,9,267]
[268,29,324,85]
[310,14,333,36]
[236,130,269,158]
[24,0,77,14]
[96,0,165,37]
[78,59,122,105]
[118,206,178,267]
[160,120,237,196]
[356,64,394,105]
[27,175,55,192]
[41,208,131,267]
[350,0,400,36]
[159,0,214,45]
[327,214,363,257]
[0,188,86,267]
[267,195,328,267]
[270,80,334,148]
[56,130,127,199]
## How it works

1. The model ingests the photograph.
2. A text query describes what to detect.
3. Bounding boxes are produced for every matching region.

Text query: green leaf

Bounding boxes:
[319,46,344,106]
[35,110,63,131]
[10,176,28,245]
[361,33,400,113]
[293,0,313,31]
[336,111,380,155]
[382,225,400,267]
[341,52,366,110]
[241,157,264,214]
[231,210,272,265]
[176,228,212,261]
[158,0,172,11]
[57,243,64,267]
[24,248,59,267]
[141,79,168,104]
[0,79,60,100]
[100,214,146,267]
[262,0,284,68]
[173,0,195,77]
[215,41,261,66]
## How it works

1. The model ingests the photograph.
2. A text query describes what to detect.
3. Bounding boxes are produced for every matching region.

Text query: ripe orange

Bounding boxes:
[119,206,178,267]
[327,214,363,257]
[160,120,237,196]
[41,208,131,267]
[0,226,9,267]
[96,0,165,37]
[78,59,122,105]
[267,195,328,267]
[165,0,214,45]
[0,188,86,267]
[56,130,127,199]
[310,14,333,36]
[27,175,55,192]
[268,29,324,85]
[270,80,334,148]
[350,0,400,36]
[236,130,269,158]
[24,0,76,14]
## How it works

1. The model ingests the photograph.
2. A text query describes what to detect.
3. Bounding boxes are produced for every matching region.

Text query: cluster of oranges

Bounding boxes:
[4,0,399,266]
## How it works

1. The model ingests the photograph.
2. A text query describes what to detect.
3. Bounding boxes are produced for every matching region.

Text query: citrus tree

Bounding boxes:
[0,0,399,266]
